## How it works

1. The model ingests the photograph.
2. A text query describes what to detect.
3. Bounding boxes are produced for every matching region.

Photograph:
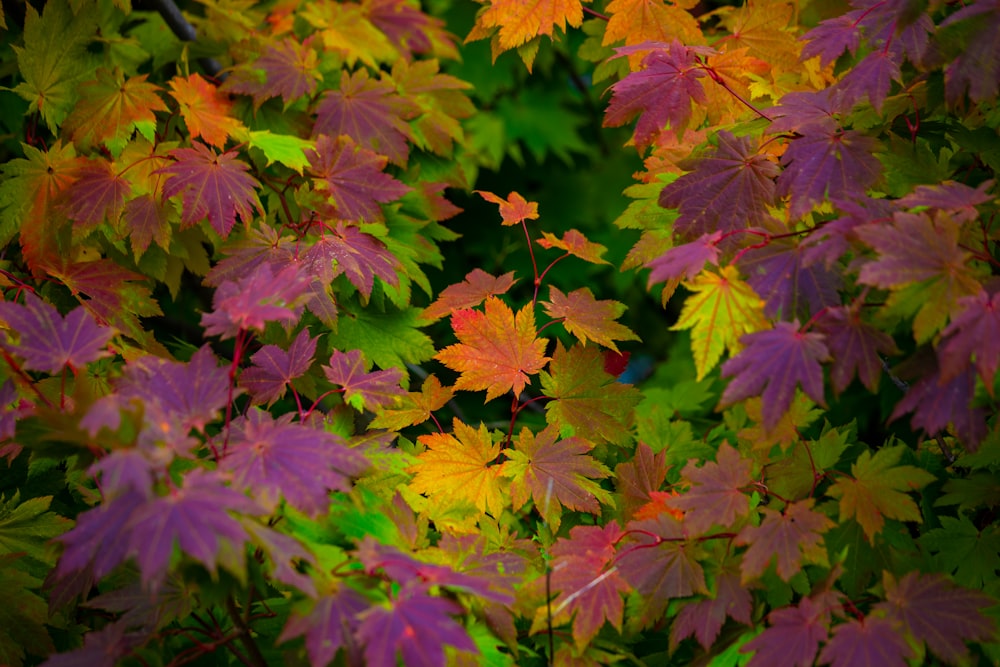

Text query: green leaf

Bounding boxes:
[245,130,315,173]
[0,494,71,567]
[921,515,1000,589]
[0,555,55,667]
[325,302,435,371]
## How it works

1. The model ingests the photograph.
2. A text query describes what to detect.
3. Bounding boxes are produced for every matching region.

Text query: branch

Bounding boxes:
[146,0,225,79]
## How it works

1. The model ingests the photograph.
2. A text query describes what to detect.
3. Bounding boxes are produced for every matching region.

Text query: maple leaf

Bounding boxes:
[503,425,613,530]
[306,134,410,222]
[736,499,833,581]
[61,67,167,156]
[817,616,915,667]
[157,142,263,238]
[720,0,801,69]
[776,127,883,219]
[741,597,830,667]
[604,42,707,148]
[827,445,935,542]
[278,586,368,667]
[476,190,539,226]
[240,329,318,406]
[667,443,753,534]
[0,292,113,373]
[671,266,769,381]
[544,522,629,649]
[385,58,474,154]
[245,130,314,174]
[220,409,367,516]
[921,515,1000,589]
[769,89,842,134]
[646,232,723,286]
[355,584,477,667]
[323,348,406,410]
[303,223,402,299]
[659,131,779,238]
[539,342,641,445]
[543,286,639,352]
[468,0,585,55]
[0,553,56,666]
[800,11,862,67]
[670,571,752,650]
[167,74,246,149]
[64,159,130,230]
[603,0,703,48]
[225,36,320,107]
[421,269,517,322]
[615,442,669,520]
[829,48,902,113]
[938,289,1000,391]
[436,296,549,401]
[938,0,1000,105]
[536,229,610,264]
[817,306,899,395]
[408,419,506,516]
[890,366,987,448]
[738,239,843,320]
[369,374,455,430]
[616,513,708,626]
[201,263,311,338]
[898,179,994,225]
[314,68,418,165]
[0,494,72,567]
[719,321,831,430]
[876,572,997,665]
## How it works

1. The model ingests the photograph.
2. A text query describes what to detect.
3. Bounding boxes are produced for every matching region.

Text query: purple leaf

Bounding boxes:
[856,211,969,288]
[219,409,367,516]
[769,89,842,134]
[0,292,114,373]
[202,263,311,339]
[817,306,899,395]
[646,232,722,285]
[278,587,369,667]
[829,48,903,113]
[741,597,830,667]
[817,616,915,667]
[890,365,987,449]
[801,197,893,268]
[39,621,134,667]
[938,289,1000,388]
[304,223,401,298]
[720,322,830,429]
[738,239,842,320]
[56,491,143,581]
[898,179,995,225]
[240,329,318,406]
[670,572,752,650]
[800,11,863,67]
[323,348,406,410]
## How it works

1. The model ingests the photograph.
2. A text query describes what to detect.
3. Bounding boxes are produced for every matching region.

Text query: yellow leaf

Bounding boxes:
[603,0,703,48]
[671,266,768,380]
[471,0,587,55]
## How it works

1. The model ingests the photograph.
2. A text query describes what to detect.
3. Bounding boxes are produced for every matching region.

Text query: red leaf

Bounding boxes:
[604,41,707,148]
[667,442,753,534]
[817,616,914,667]
[670,571,752,650]
[306,134,410,222]
[225,37,321,107]
[123,194,171,256]
[157,142,263,238]
[323,348,406,410]
[659,131,779,238]
[741,597,830,667]
[240,329,318,406]
[719,322,831,430]
[167,74,245,148]
[856,211,971,289]
[817,306,899,395]
[476,190,539,226]
[736,499,834,581]
[646,231,722,285]
[937,289,1000,389]
[536,229,610,264]
[65,160,130,230]
[614,442,669,521]
[421,268,517,322]
[303,223,401,298]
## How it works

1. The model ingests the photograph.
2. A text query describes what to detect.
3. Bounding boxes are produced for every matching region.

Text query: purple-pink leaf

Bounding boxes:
[646,232,722,286]
[800,11,863,67]
[0,292,114,373]
[278,587,368,667]
[666,443,753,534]
[741,597,830,667]
[304,223,401,298]
[817,616,915,667]
[240,329,318,406]
[898,179,995,225]
[306,134,410,222]
[219,409,367,516]
[817,306,899,395]
[738,239,842,320]
[670,572,752,650]
[720,322,830,429]
[736,499,834,581]
[201,263,311,339]
[938,289,1000,389]
[769,89,841,134]
[890,365,987,449]
[323,348,406,410]
[829,48,902,113]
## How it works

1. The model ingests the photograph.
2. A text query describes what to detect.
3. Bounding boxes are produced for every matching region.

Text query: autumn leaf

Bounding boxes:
[476,190,539,226]
[543,286,639,352]
[667,443,753,534]
[468,0,586,56]
[536,229,610,264]
[670,571,752,650]
[240,329,318,406]
[323,348,406,410]
[421,269,517,322]
[603,0,703,48]
[407,419,507,516]
[741,597,831,667]
[817,617,915,667]
[827,445,936,542]
[168,74,246,149]
[306,134,410,222]
[670,265,769,381]
[736,499,833,582]
[436,296,549,401]
[369,374,455,430]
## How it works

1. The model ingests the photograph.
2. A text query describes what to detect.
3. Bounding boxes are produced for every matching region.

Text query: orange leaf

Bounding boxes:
[436,296,549,401]
[603,0,703,48]
[543,286,639,352]
[470,0,587,53]
[168,74,246,149]
[536,229,609,264]
[476,190,539,226]
[407,419,506,516]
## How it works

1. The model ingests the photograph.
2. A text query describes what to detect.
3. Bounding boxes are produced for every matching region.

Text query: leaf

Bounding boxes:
[817,616,915,667]
[167,74,246,149]
[0,494,71,566]
[502,425,613,530]
[369,374,455,430]
[469,0,585,55]
[646,232,722,285]
[667,443,753,534]
[544,522,629,649]
[719,321,830,430]
[240,329,319,406]
[325,303,435,370]
[736,499,833,582]
[659,131,779,238]
[920,515,1000,589]
[543,286,638,352]
[603,41,707,148]
[603,0,703,47]
[670,571,752,650]
[64,159,131,230]
[817,306,899,395]
[670,266,769,381]
[408,419,506,516]
[201,263,311,339]
[616,513,708,627]
[0,555,56,667]
[539,342,641,446]
[876,572,997,665]
[890,366,987,449]
[314,68,417,166]
[225,36,321,107]
[62,67,167,156]
[738,239,843,320]
[220,409,367,516]
[307,134,410,222]
[421,269,517,322]
[535,229,610,264]
[936,289,1000,390]
[355,585,477,667]
[279,586,368,667]
[0,292,114,373]
[776,128,883,219]
[157,142,263,238]
[827,445,936,542]
[323,348,406,410]
[245,130,314,173]
[436,296,549,401]
[303,223,402,299]
[741,597,830,667]
[476,190,539,226]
